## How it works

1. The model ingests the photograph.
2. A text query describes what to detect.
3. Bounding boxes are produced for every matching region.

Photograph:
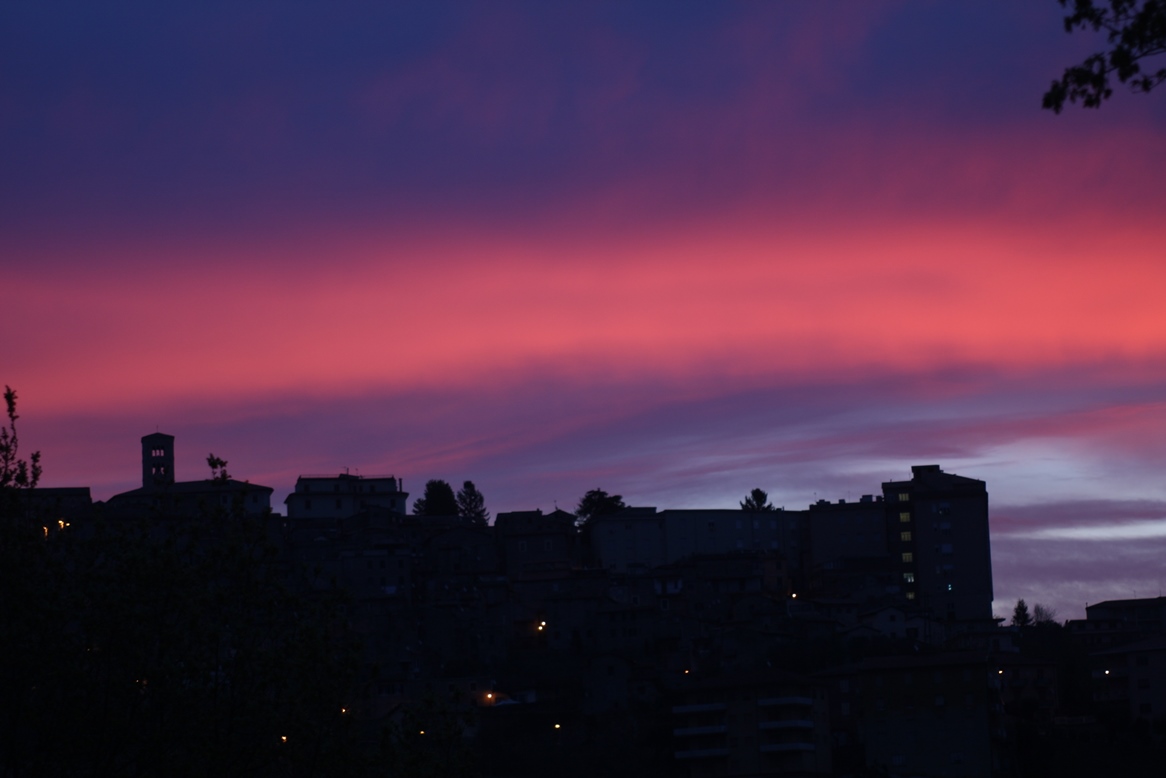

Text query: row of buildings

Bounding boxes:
[21,432,1165,776]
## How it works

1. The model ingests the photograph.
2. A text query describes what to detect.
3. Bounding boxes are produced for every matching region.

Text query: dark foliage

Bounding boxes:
[1012,598,1033,627]
[740,487,776,512]
[456,480,490,526]
[574,488,626,527]
[0,385,41,494]
[1044,0,1166,112]
[413,479,460,516]
[207,453,231,482]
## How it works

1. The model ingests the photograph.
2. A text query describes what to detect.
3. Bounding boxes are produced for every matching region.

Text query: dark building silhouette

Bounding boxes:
[284,473,408,518]
[104,433,272,519]
[141,431,175,488]
[882,465,993,623]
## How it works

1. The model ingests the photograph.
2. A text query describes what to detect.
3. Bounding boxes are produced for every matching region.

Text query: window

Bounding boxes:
[902,552,914,563]
[900,531,912,542]
[903,572,915,583]
[899,512,911,522]
[898,493,910,502]
[947,583,954,591]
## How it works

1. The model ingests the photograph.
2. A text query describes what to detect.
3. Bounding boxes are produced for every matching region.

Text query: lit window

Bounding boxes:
[903,572,915,583]
[906,592,916,600]
[898,493,910,502]
[899,512,911,523]
[902,552,914,563]
[900,531,912,542]
[947,584,953,591]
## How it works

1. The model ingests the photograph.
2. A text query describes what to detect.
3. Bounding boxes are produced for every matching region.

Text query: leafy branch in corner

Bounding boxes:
[1044,0,1166,112]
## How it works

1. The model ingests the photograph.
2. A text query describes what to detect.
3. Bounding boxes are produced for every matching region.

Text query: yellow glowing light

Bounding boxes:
[791,593,797,598]
[684,670,690,674]
[554,724,561,729]
[540,621,546,626]
[281,736,287,743]
[419,730,425,735]
[341,707,347,714]
[1104,670,1110,675]
[486,693,493,699]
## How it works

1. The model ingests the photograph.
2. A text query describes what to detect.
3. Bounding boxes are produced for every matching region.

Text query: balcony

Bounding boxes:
[758,696,814,707]
[758,719,814,730]
[673,725,728,737]
[760,742,815,753]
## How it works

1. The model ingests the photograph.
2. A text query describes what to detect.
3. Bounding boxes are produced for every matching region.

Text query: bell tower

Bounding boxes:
[142,432,175,489]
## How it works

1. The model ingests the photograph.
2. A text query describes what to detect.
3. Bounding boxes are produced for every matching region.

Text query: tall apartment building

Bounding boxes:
[883,465,992,622]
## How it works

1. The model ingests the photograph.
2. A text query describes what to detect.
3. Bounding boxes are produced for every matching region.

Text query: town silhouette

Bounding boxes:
[3,392,1163,777]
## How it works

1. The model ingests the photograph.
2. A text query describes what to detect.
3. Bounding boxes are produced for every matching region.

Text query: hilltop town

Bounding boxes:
[5,431,1164,777]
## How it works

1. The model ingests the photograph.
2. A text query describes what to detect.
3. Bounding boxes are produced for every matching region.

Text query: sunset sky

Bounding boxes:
[4,1,1165,620]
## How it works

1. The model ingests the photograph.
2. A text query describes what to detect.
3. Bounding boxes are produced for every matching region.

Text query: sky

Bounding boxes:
[3,1,1165,621]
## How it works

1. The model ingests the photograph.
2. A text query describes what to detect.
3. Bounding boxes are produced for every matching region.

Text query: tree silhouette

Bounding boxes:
[1012,599,1033,627]
[1033,603,1059,625]
[1044,0,1166,112]
[0,386,41,494]
[413,479,459,516]
[456,480,490,526]
[740,488,776,512]
[206,453,231,482]
[575,488,626,527]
